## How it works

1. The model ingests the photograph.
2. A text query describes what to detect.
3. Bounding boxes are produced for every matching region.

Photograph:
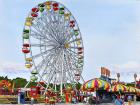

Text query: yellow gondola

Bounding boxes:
[64,13,71,20]
[25,22,32,26]
[25,63,33,69]
[64,43,70,48]
[46,1,51,5]
[26,58,32,62]
[25,17,33,26]
[46,5,51,10]
[76,40,81,45]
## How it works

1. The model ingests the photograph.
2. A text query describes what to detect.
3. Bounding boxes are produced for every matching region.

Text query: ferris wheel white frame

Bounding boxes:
[22,1,84,95]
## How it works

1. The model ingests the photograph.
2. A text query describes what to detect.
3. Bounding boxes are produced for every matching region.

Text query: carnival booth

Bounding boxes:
[111,83,128,93]
[124,86,140,101]
[81,78,111,103]
[82,78,110,91]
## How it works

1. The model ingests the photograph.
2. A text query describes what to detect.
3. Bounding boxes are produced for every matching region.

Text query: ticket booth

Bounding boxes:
[30,86,40,98]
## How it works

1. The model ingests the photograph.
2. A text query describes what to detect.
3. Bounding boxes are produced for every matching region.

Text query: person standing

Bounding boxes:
[127,95,132,105]
[114,95,124,105]
[112,95,116,103]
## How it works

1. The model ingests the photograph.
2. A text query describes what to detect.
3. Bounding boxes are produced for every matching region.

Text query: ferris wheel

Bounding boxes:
[22,1,84,95]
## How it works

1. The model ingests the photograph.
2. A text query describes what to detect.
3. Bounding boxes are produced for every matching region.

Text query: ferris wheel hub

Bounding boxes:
[64,43,70,48]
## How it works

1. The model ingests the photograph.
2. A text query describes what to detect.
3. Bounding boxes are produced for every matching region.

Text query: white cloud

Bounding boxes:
[0,62,26,72]
[110,61,140,71]
[96,0,140,5]
[107,61,140,82]
[0,61,30,80]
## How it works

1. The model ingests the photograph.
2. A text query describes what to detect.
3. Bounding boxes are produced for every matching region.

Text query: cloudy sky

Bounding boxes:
[0,0,140,82]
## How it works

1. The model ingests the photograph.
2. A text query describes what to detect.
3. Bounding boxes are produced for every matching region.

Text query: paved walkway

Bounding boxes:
[0,102,140,105]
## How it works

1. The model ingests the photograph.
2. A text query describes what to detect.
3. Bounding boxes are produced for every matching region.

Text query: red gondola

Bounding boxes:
[22,47,30,53]
[78,51,83,54]
[75,73,80,76]
[32,8,39,12]
[53,7,59,11]
[78,47,83,51]
[70,20,74,24]
[31,13,38,17]
[23,44,30,47]
[70,20,75,28]
[70,24,75,28]
[53,3,58,7]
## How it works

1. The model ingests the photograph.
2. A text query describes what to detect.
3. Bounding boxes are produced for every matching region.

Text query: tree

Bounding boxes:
[12,77,28,88]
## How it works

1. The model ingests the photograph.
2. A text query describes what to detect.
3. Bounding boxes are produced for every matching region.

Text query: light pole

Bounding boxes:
[117,73,120,83]
[134,73,137,87]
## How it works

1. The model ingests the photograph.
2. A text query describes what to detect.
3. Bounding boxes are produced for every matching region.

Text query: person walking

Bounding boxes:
[114,95,124,105]
[88,96,93,105]
[127,95,132,105]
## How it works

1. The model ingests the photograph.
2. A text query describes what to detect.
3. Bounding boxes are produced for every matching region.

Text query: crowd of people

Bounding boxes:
[70,94,136,105]
[113,95,136,105]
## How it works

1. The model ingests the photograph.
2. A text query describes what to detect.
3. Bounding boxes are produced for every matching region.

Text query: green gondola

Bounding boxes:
[59,7,65,14]
[38,3,45,7]
[74,30,79,36]
[39,7,44,12]
[30,75,38,82]
[23,34,29,39]
[23,29,29,33]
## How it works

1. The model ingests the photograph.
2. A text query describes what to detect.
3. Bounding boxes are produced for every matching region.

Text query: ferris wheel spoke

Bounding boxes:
[51,13,60,40]
[64,28,75,43]
[32,19,45,32]
[65,49,78,64]
[67,51,84,71]
[30,33,48,41]
[31,27,50,42]
[31,48,56,59]
[64,51,76,82]
[43,12,56,31]
[43,53,62,85]
[53,13,66,42]
[30,31,58,46]
[57,16,68,43]
[33,18,45,31]
[45,69,56,90]
[68,46,83,49]
[67,48,78,56]
[30,44,46,47]
[63,54,75,82]
[65,53,80,75]
[32,24,46,36]
[30,30,45,38]
[34,52,55,69]
[36,56,60,85]
[40,15,56,37]
[41,18,60,43]
[53,13,66,43]
[65,50,79,66]
[31,20,55,42]
[39,48,61,77]
[37,52,58,76]
[56,18,64,37]
[44,12,63,43]
[67,38,82,44]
